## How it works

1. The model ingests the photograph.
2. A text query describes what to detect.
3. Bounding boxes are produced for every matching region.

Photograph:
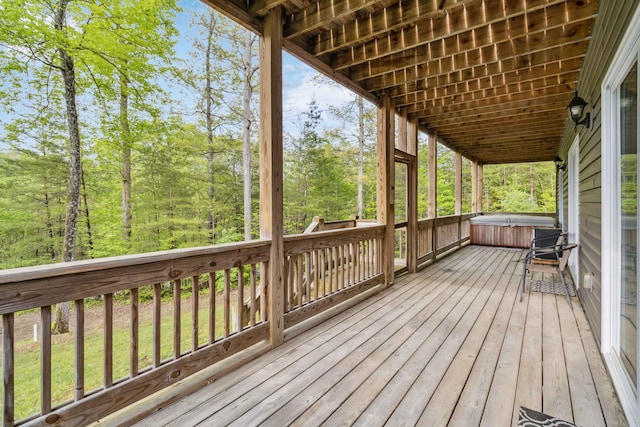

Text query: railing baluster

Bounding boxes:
[192,276,199,351]
[283,256,289,311]
[296,255,303,308]
[153,283,161,368]
[329,247,335,293]
[369,239,373,278]
[250,264,257,327]
[104,293,113,388]
[260,262,267,322]
[3,313,14,427]
[130,288,138,378]
[351,242,357,285]
[313,250,319,301]
[303,252,312,304]
[41,306,51,414]
[209,273,216,343]
[237,267,244,332]
[173,280,181,359]
[224,269,230,338]
[336,245,344,291]
[73,300,83,400]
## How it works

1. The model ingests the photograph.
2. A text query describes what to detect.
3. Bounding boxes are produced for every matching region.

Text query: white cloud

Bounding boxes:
[283,71,355,135]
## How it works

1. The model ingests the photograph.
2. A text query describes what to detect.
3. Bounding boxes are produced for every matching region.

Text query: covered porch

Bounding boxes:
[0,0,623,425]
[124,245,625,427]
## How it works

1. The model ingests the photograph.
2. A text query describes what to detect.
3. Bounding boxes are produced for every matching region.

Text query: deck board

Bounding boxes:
[131,246,627,427]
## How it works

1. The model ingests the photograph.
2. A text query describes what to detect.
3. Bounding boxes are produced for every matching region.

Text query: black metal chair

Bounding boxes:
[520,232,577,309]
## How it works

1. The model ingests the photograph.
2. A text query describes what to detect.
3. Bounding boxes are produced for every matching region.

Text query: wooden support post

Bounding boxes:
[428,132,438,260]
[455,152,462,246]
[477,163,484,212]
[397,115,407,152]
[377,95,395,286]
[260,6,284,348]
[407,119,418,273]
[471,161,478,213]
[455,152,462,216]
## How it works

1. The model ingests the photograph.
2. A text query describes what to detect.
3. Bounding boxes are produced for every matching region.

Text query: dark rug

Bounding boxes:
[530,279,576,297]
[517,407,578,427]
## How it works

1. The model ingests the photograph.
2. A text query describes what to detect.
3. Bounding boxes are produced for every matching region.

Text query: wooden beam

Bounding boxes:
[347,29,591,82]
[312,0,467,55]
[282,39,378,105]
[259,6,284,348]
[407,119,418,273]
[284,0,381,39]
[392,71,579,108]
[408,92,570,120]
[363,48,586,94]
[377,95,395,287]
[200,0,262,34]
[250,0,287,16]
[333,1,596,71]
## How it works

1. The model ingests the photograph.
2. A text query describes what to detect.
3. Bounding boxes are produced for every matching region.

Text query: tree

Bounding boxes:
[242,29,258,240]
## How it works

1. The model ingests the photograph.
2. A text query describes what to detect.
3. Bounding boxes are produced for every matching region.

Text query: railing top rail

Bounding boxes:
[284,223,385,244]
[0,240,272,314]
[0,239,271,285]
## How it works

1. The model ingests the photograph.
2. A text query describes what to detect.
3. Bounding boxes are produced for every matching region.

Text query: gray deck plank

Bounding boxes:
[130,245,627,427]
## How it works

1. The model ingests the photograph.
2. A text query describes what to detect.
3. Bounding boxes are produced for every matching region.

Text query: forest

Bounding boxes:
[0,0,557,271]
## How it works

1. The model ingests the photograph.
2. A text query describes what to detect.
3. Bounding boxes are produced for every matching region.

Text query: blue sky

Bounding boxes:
[0,0,359,150]
[175,0,356,135]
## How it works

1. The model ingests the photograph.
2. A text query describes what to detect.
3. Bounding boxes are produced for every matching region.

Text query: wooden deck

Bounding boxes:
[130,245,627,427]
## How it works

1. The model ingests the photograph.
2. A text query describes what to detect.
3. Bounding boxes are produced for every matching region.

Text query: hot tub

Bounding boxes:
[470,214,556,248]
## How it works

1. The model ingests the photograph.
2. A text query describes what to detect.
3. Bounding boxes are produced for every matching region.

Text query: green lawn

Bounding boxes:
[5,293,240,421]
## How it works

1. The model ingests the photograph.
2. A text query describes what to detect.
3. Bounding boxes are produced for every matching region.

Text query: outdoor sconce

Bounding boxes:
[567,91,590,130]
[554,156,566,171]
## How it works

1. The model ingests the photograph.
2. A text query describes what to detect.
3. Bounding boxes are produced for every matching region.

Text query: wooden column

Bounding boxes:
[454,152,463,245]
[377,95,395,286]
[471,161,484,213]
[428,132,437,260]
[397,115,407,152]
[477,163,484,212]
[259,7,284,348]
[471,161,478,213]
[454,152,462,215]
[407,119,418,273]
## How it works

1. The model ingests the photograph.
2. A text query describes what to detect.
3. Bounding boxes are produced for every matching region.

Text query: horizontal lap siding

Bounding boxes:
[559,0,640,347]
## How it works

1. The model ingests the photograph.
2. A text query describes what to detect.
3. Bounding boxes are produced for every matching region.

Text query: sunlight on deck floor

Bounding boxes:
[132,245,627,427]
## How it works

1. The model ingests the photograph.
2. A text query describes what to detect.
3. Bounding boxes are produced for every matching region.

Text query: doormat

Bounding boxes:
[530,279,576,297]
[517,407,578,427]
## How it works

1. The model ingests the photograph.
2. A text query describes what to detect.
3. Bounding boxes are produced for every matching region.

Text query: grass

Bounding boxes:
[4,290,248,421]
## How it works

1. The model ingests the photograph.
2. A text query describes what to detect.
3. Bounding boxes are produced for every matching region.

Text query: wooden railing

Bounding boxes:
[417,213,475,267]
[0,225,388,426]
[282,225,385,328]
[0,241,271,426]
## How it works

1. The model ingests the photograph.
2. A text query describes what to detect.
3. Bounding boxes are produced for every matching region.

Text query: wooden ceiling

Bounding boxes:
[204,0,599,164]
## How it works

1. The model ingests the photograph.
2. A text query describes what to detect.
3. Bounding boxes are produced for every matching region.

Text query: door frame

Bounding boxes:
[601,4,640,425]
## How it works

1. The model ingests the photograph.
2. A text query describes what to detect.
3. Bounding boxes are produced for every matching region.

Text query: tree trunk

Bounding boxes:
[55,0,81,334]
[357,95,364,219]
[243,29,254,241]
[120,73,132,243]
[81,167,94,254]
[205,14,216,244]
[529,162,536,203]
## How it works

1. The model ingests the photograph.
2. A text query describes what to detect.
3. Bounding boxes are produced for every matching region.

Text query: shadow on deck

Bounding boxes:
[120,245,625,427]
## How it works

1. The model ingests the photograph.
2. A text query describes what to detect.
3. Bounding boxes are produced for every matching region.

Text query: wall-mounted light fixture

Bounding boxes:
[554,156,566,171]
[567,91,590,130]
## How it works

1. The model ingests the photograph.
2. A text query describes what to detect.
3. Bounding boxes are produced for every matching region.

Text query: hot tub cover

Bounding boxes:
[470,214,555,227]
